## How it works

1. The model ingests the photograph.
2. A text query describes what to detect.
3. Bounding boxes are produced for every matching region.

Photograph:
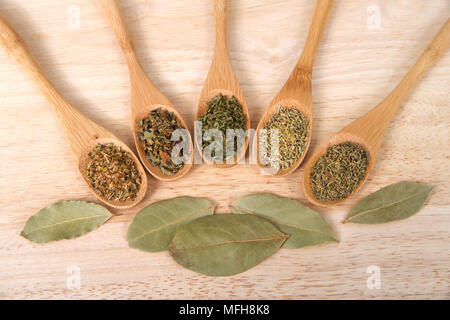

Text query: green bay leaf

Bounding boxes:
[168,214,288,277]
[127,196,215,252]
[21,201,112,243]
[232,193,338,248]
[345,182,434,224]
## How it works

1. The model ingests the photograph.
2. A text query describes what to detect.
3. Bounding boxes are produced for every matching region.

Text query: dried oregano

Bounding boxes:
[310,142,369,201]
[261,106,309,170]
[86,143,141,202]
[198,94,247,161]
[137,108,187,176]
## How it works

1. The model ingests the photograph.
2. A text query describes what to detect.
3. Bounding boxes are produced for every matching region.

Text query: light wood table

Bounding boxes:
[0,0,448,299]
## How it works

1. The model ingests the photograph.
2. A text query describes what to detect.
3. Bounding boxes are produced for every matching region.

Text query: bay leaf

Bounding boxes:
[232,193,338,248]
[168,214,288,276]
[127,196,215,252]
[344,182,434,224]
[21,201,112,243]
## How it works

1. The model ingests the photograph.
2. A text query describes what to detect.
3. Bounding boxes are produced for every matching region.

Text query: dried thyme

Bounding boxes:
[310,142,369,201]
[137,108,187,176]
[86,143,141,202]
[198,94,247,161]
[261,106,309,171]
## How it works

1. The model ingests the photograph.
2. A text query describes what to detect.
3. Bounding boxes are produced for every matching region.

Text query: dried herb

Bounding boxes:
[137,108,187,176]
[310,142,369,201]
[198,94,247,161]
[21,201,112,243]
[260,106,309,171]
[232,193,338,248]
[344,182,433,224]
[169,214,288,276]
[86,143,141,202]
[127,197,215,252]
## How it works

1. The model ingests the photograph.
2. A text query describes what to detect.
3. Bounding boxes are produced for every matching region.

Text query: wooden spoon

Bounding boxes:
[303,19,450,207]
[0,14,147,209]
[99,0,193,181]
[255,0,334,176]
[196,0,250,167]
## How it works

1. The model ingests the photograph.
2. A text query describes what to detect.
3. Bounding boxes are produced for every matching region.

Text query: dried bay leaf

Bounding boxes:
[232,193,338,249]
[21,201,112,243]
[345,182,434,224]
[168,214,288,276]
[127,197,215,252]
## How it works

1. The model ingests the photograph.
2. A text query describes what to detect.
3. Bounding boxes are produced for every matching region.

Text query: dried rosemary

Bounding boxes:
[137,108,186,176]
[198,94,247,161]
[261,106,309,170]
[310,142,369,201]
[86,143,141,202]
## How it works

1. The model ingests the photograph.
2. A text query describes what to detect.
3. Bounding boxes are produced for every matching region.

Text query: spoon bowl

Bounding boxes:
[302,19,450,206]
[255,97,313,176]
[100,0,193,181]
[78,137,148,209]
[0,13,147,209]
[196,0,250,167]
[197,88,250,167]
[132,103,193,180]
[302,132,374,207]
[255,0,334,176]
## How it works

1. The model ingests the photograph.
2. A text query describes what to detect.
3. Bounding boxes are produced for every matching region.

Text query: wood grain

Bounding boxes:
[0,0,448,299]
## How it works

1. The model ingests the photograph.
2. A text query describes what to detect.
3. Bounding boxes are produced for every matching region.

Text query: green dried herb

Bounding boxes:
[198,94,247,161]
[261,106,309,171]
[137,108,187,176]
[169,214,288,276]
[127,197,215,252]
[86,143,141,202]
[310,142,369,201]
[21,201,112,243]
[344,182,433,224]
[232,193,338,248]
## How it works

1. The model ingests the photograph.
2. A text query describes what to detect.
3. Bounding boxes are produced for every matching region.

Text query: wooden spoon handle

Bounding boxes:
[297,0,334,71]
[344,19,450,155]
[213,0,228,55]
[0,14,99,156]
[378,18,450,120]
[99,0,135,58]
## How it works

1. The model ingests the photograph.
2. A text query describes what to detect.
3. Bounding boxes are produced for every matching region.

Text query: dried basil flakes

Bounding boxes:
[198,94,247,161]
[137,108,188,176]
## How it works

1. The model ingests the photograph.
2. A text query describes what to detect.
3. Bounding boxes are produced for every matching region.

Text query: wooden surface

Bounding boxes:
[0,0,448,300]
